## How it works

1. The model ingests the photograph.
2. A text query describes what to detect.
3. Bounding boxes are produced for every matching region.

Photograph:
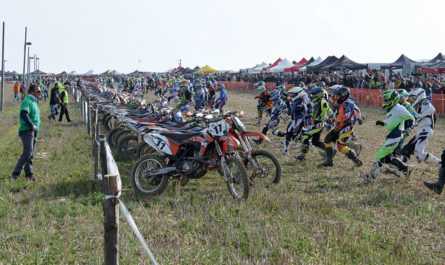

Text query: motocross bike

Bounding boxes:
[227,112,282,187]
[131,116,249,199]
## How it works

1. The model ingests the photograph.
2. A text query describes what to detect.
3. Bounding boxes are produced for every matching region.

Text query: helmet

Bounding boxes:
[287,87,306,101]
[396,89,409,102]
[217,83,225,90]
[277,85,286,91]
[255,81,265,88]
[380,90,399,110]
[307,87,326,103]
[270,90,280,100]
[331,85,351,105]
[317,81,326,88]
[173,111,185,123]
[206,81,213,88]
[409,88,427,107]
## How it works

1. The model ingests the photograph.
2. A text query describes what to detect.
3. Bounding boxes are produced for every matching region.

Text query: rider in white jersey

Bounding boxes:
[400,88,440,164]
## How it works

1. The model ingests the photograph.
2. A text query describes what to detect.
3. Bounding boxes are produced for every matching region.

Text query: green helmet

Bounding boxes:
[380,90,399,110]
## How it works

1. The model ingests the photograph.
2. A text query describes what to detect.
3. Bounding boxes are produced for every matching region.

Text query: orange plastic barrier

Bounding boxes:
[221,81,445,115]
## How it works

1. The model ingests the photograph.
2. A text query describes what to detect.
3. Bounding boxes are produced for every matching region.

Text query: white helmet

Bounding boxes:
[288,86,306,101]
[409,88,426,107]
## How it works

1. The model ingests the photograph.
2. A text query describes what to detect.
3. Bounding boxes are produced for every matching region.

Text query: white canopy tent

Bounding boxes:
[246,62,269,73]
[269,59,294,72]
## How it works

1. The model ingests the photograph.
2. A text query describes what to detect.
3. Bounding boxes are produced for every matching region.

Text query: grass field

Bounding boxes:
[0,84,444,264]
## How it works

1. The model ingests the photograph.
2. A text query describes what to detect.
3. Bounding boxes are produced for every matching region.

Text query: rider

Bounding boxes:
[253,89,287,145]
[254,81,272,126]
[321,85,362,167]
[423,148,445,195]
[400,88,440,164]
[361,90,414,182]
[276,86,311,155]
[215,83,228,111]
[295,87,334,161]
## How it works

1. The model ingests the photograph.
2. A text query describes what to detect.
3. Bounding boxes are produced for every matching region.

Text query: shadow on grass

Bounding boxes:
[39,178,102,200]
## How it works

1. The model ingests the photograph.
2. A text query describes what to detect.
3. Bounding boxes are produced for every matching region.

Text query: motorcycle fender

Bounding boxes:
[242,132,271,142]
[144,134,172,155]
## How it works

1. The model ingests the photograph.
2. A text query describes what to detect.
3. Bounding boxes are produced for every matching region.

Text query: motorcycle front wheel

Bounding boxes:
[244,150,281,187]
[224,157,249,200]
[131,155,169,196]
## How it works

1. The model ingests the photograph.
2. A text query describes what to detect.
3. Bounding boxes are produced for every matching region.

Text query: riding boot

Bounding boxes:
[346,150,363,167]
[390,157,413,180]
[423,155,445,194]
[294,144,309,161]
[361,161,382,182]
[320,147,334,167]
[424,153,441,165]
[347,141,362,156]
[282,139,290,155]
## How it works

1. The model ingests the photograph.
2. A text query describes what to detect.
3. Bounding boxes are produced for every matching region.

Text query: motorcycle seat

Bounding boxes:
[160,131,202,141]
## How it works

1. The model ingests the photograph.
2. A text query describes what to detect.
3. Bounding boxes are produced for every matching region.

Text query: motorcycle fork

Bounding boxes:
[240,135,259,170]
[215,143,230,181]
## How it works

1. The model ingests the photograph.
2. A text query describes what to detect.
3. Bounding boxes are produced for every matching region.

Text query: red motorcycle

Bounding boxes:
[131,116,249,199]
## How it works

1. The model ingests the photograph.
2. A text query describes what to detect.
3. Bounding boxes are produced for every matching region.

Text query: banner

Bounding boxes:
[221,81,445,115]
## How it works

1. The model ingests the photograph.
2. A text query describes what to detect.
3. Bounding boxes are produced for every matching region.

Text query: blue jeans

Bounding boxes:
[13,130,37,176]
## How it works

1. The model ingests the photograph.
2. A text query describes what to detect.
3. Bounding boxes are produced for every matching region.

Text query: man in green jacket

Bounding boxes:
[58,85,72,122]
[12,84,41,181]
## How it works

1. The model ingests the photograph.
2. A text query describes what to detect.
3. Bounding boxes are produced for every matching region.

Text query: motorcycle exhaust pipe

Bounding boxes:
[147,167,177,176]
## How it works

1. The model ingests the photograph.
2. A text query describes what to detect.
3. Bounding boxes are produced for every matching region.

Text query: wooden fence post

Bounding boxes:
[94,107,100,179]
[103,174,119,265]
[99,135,107,179]
[80,95,84,123]
[91,103,96,156]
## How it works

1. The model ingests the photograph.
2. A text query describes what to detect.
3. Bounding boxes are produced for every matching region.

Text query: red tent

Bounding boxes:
[172,66,183,73]
[284,58,308,72]
[263,58,283,71]
[421,61,445,74]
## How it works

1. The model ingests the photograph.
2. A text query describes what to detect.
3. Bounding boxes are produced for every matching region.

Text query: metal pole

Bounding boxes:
[27,47,30,89]
[1,22,5,111]
[33,54,36,73]
[23,27,27,83]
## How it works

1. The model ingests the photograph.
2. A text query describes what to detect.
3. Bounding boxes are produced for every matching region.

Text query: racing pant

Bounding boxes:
[215,99,226,111]
[281,118,304,153]
[374,129,410,173]
[261,114,281,136]
[299,123,325,158]
[324,124,354,155]
[400,126,439,164]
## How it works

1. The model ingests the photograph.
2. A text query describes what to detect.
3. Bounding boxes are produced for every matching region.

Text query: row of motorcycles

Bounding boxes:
[84,84,281,200]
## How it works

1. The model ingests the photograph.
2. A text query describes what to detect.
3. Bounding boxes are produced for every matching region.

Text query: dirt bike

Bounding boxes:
[227,112,282,187]
[131,116,249,199]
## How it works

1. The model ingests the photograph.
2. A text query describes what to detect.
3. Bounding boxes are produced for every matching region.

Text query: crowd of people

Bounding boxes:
[209,70,445,94]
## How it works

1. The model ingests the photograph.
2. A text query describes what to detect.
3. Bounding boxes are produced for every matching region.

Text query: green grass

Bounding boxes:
[0,87,444,264]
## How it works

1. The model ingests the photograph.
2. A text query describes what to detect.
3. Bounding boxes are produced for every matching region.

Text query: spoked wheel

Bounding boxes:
[118,135,139,161]
[131,155,169,196]
[136,142,157,158]
[225,157,249,200]
[244,150,281,187]
[107,128,123,148]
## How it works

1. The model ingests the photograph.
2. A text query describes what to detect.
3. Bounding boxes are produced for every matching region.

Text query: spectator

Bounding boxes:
[12,84,41,181]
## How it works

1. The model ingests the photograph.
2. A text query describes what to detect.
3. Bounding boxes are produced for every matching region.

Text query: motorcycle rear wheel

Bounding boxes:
[132,155,169,196]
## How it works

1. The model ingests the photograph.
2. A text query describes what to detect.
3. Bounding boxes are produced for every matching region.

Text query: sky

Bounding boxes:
[1,0,445,74]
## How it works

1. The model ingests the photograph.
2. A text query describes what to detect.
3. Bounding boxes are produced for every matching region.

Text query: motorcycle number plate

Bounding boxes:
[208,120,229,136]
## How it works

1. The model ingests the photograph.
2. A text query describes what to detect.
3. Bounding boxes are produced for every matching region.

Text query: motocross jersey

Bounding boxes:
[290,97,310,120]
[334,98,357,128]
[309,99,333,125]
[414,99,436,129]
[401,101,417,117]
[270,98,287,116]
[384,104,415,136]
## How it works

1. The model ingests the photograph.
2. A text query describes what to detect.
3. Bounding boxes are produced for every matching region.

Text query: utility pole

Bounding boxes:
[23,27,27,83]
[177,59,182,67]
[1,22,5,111]
[27,47,30,89]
